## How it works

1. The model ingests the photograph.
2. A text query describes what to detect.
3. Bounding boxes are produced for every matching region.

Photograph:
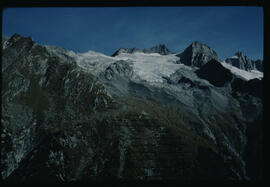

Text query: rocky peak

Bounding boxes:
[9,33,22,42]
[177,41,219,67]
[3,33,34,50]
[111,47,142,57]
[225,51,260,72]
[112,44,172,56]
[235,51,244,58]
[10,33,33,45]
[2,33,263,181]
[191,41,210,49]
[190,41,216,52]
[143,44,172,55]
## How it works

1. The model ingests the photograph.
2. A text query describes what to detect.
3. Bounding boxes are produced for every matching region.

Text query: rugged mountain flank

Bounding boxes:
[254,59,263,72]
[1,34,263,181]
[2,34,114,180]
[195,59,234,87]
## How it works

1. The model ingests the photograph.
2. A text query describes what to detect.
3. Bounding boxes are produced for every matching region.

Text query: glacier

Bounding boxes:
[45,45,263,87]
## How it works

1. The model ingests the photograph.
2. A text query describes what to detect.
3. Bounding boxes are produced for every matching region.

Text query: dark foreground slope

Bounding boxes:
[1,34,263,181]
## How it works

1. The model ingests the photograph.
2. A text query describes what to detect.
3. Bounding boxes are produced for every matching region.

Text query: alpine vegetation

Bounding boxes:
[1,34,263,181]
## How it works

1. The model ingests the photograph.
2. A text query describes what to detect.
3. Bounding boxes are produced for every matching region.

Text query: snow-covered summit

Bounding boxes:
[43,38,263,84]
[45,43,263,84]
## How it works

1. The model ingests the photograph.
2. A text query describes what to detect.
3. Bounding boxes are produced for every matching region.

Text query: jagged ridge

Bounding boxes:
[1,34,263,181]
[225,51,263,72]
[112,44,172,56]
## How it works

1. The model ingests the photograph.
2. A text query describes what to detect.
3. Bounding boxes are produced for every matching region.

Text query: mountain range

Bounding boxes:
[1,33,263,181]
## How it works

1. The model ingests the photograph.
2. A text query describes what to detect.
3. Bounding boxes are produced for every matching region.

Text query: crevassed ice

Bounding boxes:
[70,50,184,84]
[114,52,182,83]
[53,47,263,83]
[69,50,116,75]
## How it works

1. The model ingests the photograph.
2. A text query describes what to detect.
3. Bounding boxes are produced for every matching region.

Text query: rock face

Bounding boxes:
[195,59,234,87]
[103,60,134,81]
[231,78,263,99]
[177,41,220,67]
[143,44,172,55]
[2,34,263,181]
[254,59,263,72]
[225,51,263,72]
[111,48,142,57]
[112,44,172,56]
[2,34,114,180]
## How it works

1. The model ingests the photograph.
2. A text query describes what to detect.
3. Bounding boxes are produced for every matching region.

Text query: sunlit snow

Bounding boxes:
[230,56,238,59]
[220,61,263,80]
[114,52,185,83]
[45,45,263,84]
[68,50,116,75]
[70,50,187,84]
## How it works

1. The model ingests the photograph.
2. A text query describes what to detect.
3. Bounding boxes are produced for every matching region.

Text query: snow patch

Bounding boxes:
[230,56,239,59]
[220,61,263,81]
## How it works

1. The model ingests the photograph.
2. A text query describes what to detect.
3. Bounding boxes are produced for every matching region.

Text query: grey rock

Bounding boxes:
[2,34,113,180]
[103,60,134,81]
[254,59,263,72]
[177,41,220,67]
[195,59,234,87]
[111,48,142,56]
[112,44,172,56]
[143,44,172,55]
[225,51,263,72]
[2,33,263,181]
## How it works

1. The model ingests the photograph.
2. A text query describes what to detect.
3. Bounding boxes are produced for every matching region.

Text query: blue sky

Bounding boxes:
[2,7,263,60]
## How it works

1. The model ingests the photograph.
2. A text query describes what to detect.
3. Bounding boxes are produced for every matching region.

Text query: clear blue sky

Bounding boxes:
[2,6,263,60]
